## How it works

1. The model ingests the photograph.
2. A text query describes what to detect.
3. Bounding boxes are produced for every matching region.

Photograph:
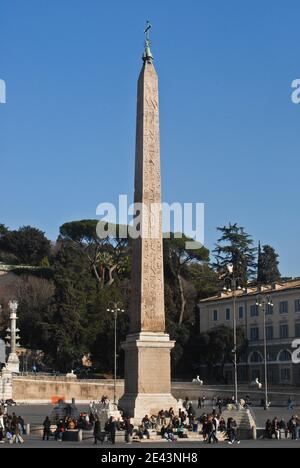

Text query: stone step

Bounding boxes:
[133,432,227,443]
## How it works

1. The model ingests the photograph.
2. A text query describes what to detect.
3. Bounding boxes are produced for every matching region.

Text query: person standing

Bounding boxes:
[17,416,25,435]
[279,418,288,439]
[288,397,294,410]
[288,416,299,440]
[54,420,65,442]
[265,419,272,439]
[217,397,222,414]
[271,418,280,440]
[0,412,4,444]
[43,416,51,441]
[198,397,202,409]
[108,417,117,445]
[124,417,133,444]
[93,417,102,445]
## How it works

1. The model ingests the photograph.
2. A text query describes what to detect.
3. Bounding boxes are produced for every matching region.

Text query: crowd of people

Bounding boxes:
[197,394,252,411]
[1,389,300,445]
[43,411,96,442]
[0,410,26,444]
[133,404,240,445]
[264,415,300,440]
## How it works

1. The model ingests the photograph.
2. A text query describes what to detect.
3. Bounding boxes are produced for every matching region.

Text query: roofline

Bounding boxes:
[199,279,300,304]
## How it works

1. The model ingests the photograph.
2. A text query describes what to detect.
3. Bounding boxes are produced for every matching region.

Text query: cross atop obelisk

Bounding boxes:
[143,21,154,64]
[119,24,177,420]
[144,20,152,40]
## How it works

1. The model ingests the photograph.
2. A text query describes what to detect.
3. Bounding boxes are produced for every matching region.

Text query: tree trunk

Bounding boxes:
[107,265,117,287]
[178,273,186,325]
[92,264,101,284]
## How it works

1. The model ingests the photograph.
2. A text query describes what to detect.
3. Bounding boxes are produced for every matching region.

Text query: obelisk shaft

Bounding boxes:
[119,36,177,420]
[130,61,165,334]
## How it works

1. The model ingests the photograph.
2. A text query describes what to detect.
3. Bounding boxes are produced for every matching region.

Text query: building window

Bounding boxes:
[250,351,263,363]
[225,308,231,321]
[266,326,273,341]
[279,301,289,314]
[213,310,218,322]
[295,323,300,338]
[238,306,244,320]
[278,350,292,362]
[250,327,259,342]
[280,368,291,383]
[295,300,300,313]
[225,370,233,383]
[266,304,273,315]
[280,324,289,339]
[250,305,259,317]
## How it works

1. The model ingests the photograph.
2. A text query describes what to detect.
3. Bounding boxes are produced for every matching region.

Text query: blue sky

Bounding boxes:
[0,0,299,276]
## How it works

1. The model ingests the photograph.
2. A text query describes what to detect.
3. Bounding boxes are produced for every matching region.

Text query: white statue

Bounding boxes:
[192,375,204,385]
[66,370,77,379]
[250,377,262,389]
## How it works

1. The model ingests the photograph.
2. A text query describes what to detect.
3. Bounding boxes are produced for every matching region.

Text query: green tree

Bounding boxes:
[212,223,257,284]
[44,242,99,371]
[59,220,130,288]
[0,224,8,239]
[163,234,209,324]
[257,243,281,285]
[196,325,247,383]
[1,226,51,266]
[16,276,54,350]
[188,263,220,301]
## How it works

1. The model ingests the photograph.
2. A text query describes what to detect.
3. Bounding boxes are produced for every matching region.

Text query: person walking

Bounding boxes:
[11,415,24,445]
[43,416,51,441]
[207,416,218,444]
[227,418,240,445]
[288,397,294,411]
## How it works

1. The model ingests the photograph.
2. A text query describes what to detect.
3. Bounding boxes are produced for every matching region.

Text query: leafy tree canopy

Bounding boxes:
[212,223,257,285]
[257,243,281,285]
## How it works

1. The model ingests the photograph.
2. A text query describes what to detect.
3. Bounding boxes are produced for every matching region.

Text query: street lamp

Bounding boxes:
[256,294,273,410]
[223,274,245,407]
[107,302,125,406]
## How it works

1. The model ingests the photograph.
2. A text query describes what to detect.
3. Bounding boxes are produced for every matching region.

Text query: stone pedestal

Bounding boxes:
[1,367,13,400]
[6,352,19,374]
[119,333,178,421]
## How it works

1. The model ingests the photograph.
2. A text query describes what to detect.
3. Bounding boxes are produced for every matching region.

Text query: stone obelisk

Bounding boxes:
[119,26,178,420]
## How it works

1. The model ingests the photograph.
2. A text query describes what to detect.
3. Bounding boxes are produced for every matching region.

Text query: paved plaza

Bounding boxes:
[3,402,300,448]
[1,435,300,449]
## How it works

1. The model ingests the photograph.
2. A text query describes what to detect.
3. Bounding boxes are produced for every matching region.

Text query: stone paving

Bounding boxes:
[4,403,300,448]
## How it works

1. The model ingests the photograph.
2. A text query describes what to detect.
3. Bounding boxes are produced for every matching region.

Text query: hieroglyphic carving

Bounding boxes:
[130,61,165,333]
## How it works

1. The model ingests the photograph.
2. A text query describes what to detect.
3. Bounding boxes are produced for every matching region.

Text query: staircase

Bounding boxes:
[222,407,256,439]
